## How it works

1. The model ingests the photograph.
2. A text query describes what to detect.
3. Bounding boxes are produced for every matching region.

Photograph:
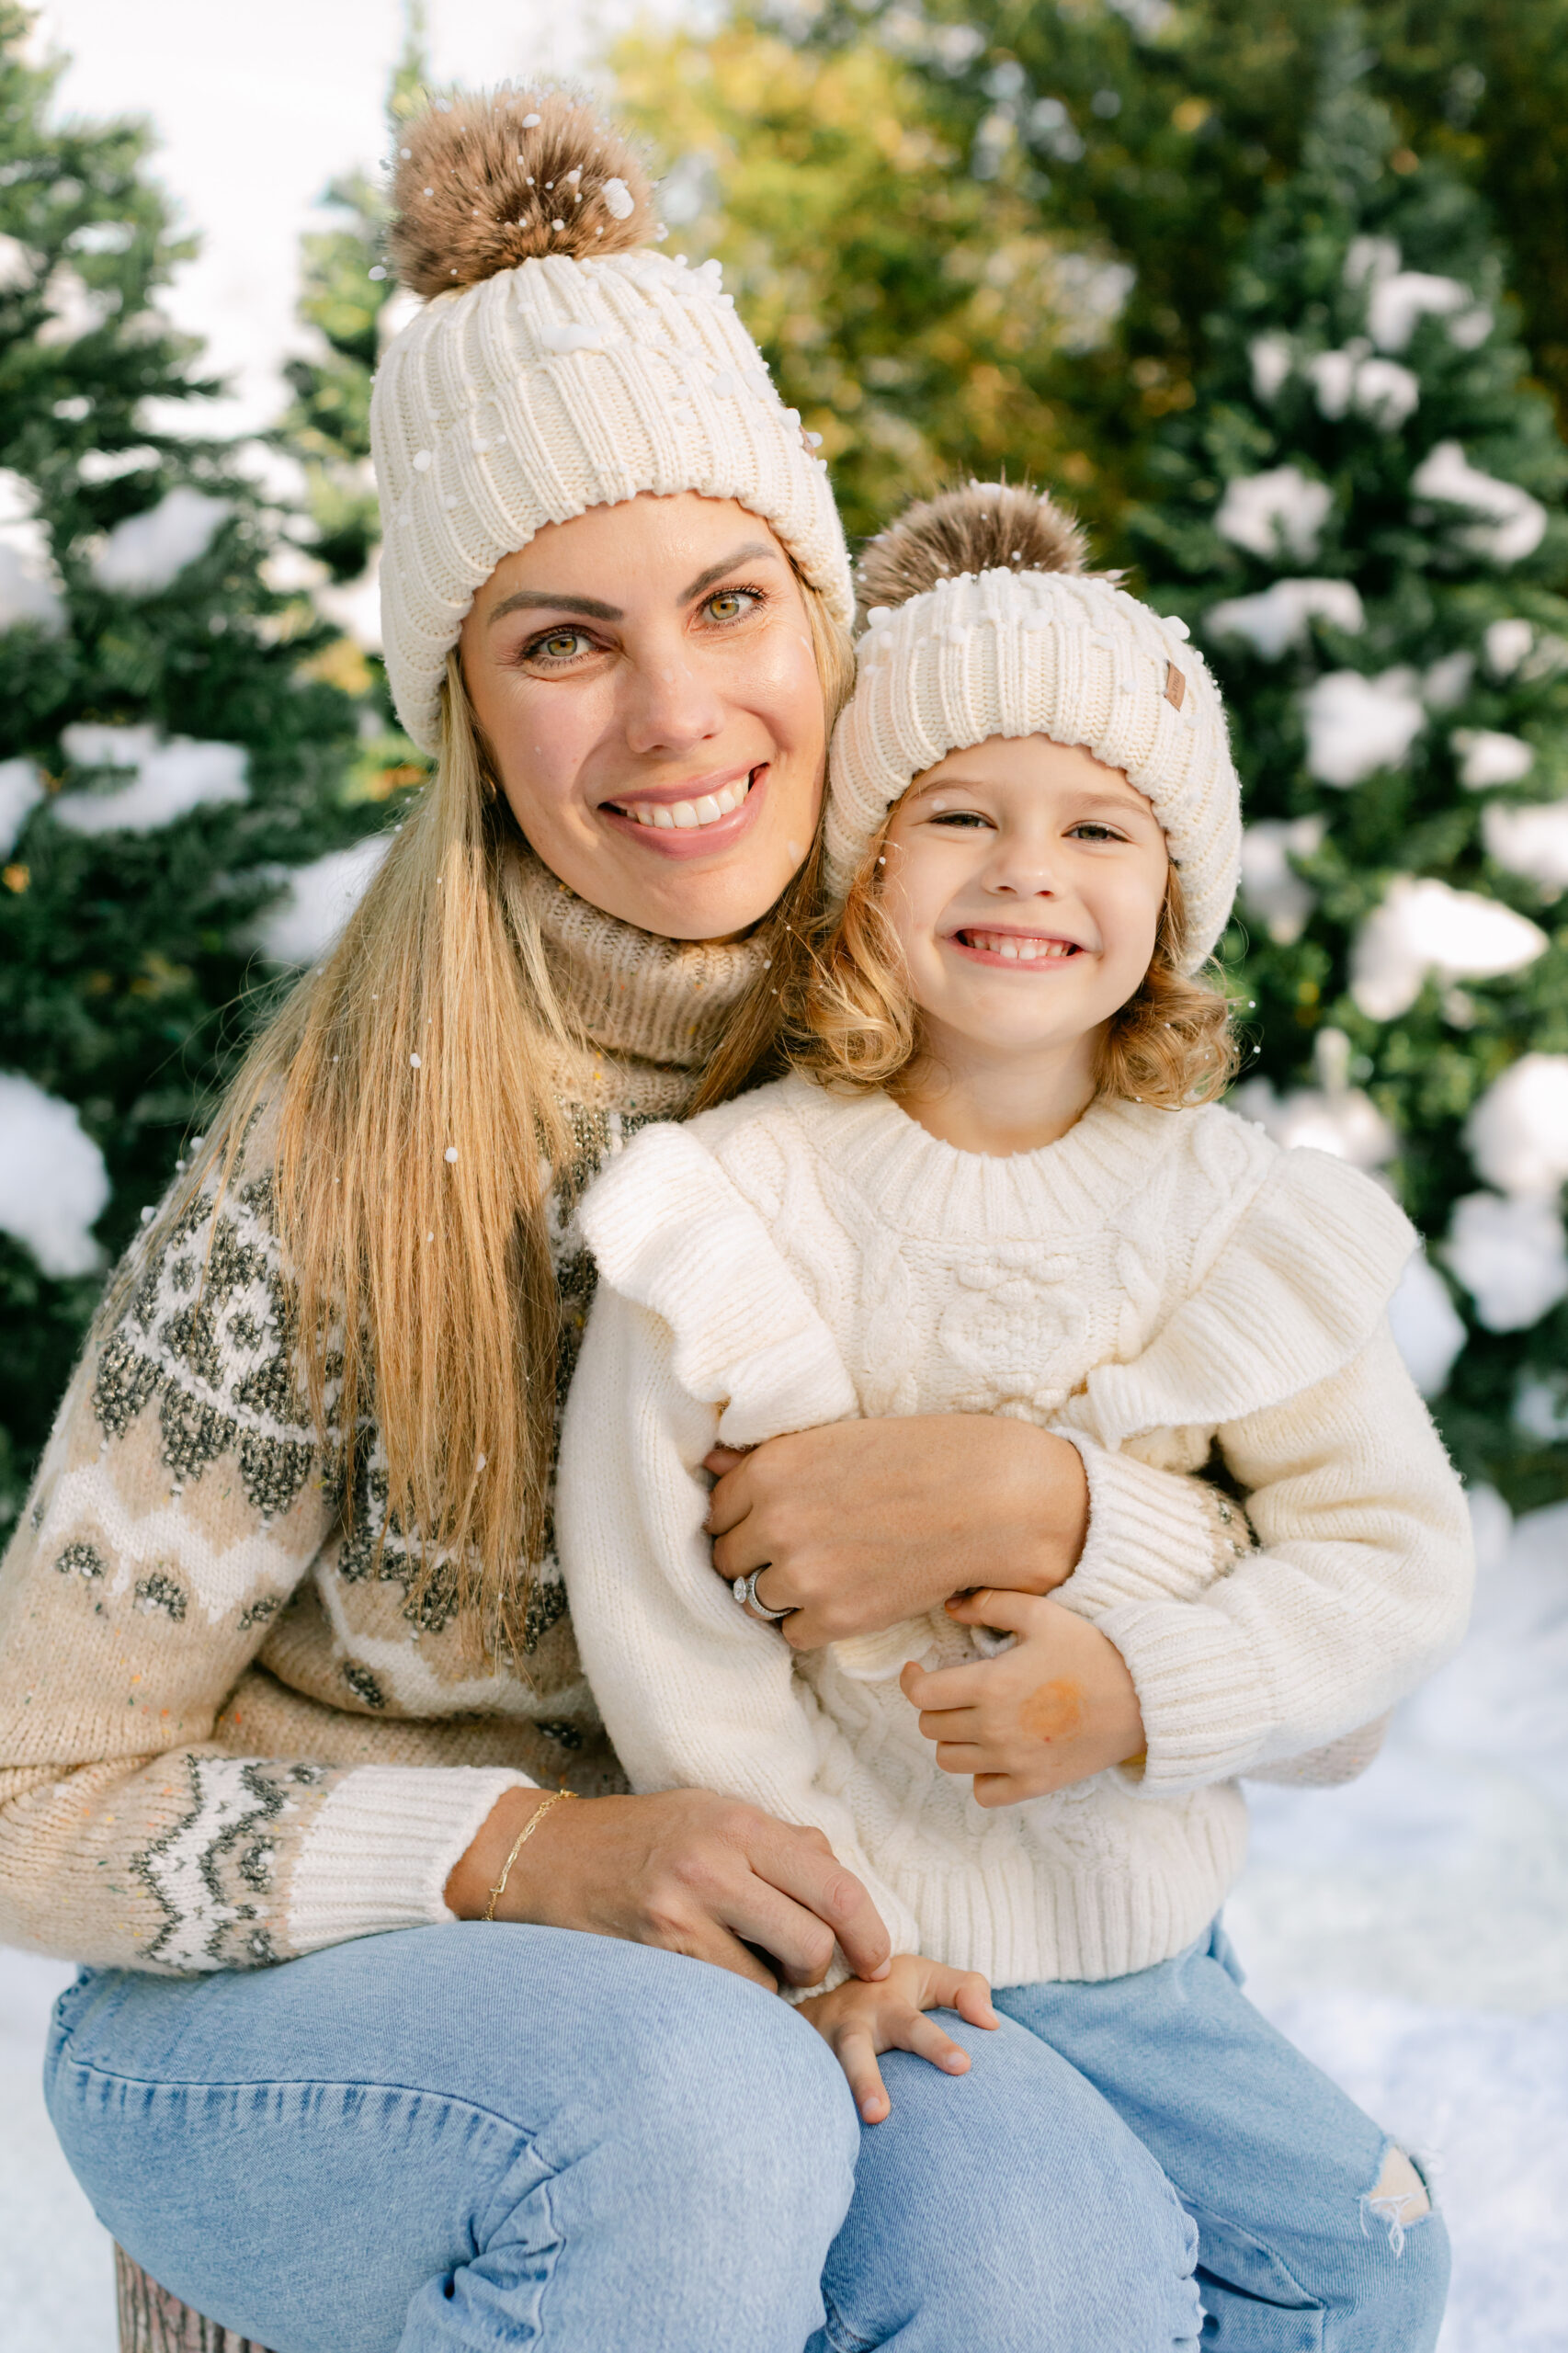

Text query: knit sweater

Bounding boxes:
[0,862,761,1970]
[559,1076,1473,1988]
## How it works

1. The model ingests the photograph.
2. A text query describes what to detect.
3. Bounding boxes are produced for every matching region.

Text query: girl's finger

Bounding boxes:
[894,2007,972,2075]
[832,2023,892,2124]
[945,1587,1046,1636]
[972,1771,1028,1808]
[915,1705,983,1742]
[950,1974,1000,2030]
[900,1657,987,1710]
[934,1741,991,1773]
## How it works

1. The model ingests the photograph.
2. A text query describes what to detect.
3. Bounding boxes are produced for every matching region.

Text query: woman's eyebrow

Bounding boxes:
[678,542,780,602]
[487,587,623,626]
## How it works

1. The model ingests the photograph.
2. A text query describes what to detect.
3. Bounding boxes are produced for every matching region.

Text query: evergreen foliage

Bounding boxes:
[0,4,394,1533]
[1132,33,1568,1504]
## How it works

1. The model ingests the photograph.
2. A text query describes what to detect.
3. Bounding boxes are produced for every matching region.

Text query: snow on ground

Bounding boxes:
[2,1493,1563,2349]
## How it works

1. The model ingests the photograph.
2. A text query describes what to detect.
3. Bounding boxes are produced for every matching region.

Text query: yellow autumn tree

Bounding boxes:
[612,15,1128,540]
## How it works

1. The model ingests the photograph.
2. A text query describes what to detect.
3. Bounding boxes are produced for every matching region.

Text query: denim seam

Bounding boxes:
[54,2050,552,2148]
[1167,2173,1323,2313]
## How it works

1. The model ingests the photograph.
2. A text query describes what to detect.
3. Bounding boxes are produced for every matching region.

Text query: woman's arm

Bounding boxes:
[557,1282,922,1979]
[0,1174,526,1972]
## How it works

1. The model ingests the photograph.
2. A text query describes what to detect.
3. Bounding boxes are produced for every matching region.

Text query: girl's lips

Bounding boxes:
[949,927,1085,968]
[599,766,768,860]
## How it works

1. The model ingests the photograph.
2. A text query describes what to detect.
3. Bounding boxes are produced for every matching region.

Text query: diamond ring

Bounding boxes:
[733,1567,793,1621]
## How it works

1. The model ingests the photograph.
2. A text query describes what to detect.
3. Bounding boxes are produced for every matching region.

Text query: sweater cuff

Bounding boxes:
[1090,1598,1264,1794]
[1052,1438,1233,1619]
[286,1765,532,1954]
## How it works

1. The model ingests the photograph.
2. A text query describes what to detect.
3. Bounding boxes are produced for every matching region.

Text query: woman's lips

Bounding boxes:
[600,766,767,859]
[949,927,1085,967]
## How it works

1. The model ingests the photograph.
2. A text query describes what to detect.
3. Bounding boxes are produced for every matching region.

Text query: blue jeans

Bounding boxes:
[44,1921,1441,2351]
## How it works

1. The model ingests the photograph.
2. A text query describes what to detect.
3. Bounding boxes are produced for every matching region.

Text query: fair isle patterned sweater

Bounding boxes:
[2,870,1355,1978]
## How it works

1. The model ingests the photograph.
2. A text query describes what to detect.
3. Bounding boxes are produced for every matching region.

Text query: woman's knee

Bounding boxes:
[603,1961,858,2230]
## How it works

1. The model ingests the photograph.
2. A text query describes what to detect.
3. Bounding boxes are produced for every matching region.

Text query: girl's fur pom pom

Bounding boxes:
[855,481,1090,622]
[389,86,656,298]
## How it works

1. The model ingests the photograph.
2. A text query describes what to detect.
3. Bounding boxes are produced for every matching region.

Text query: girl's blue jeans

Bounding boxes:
[45,1918,1446,2352]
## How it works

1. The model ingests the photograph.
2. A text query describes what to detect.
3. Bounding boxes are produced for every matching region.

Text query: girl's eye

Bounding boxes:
[1069,821,1126,842]
[701,587,759,623]
[930,809,992,829]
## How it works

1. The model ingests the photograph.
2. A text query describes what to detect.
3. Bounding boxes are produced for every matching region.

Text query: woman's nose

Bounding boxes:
[621,651,727,756]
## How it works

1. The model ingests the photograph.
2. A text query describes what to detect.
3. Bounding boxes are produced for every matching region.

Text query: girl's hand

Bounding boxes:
[901,1591,1147,1804]
[798,1953,998,2123]
[703,1415,1089,1647]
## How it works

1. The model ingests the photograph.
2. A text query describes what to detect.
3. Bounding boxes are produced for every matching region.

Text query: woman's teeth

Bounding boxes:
[620,774,753,830]
[963,930,1074,961]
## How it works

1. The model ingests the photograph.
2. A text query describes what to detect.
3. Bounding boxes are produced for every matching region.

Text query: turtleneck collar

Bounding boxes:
[508,847,766,1080]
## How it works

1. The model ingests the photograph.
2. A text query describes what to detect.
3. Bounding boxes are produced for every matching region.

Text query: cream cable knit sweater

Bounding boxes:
[560,1076,1473,1988]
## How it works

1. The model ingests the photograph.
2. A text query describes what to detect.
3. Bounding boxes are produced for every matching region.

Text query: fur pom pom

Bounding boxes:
[388,86,656,298]
[855,481,1090,620]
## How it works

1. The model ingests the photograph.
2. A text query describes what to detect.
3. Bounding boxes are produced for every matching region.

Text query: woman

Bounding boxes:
[4,90,1337,2353]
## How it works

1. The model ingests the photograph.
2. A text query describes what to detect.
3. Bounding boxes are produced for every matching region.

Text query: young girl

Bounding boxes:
[558,483,1470,2348]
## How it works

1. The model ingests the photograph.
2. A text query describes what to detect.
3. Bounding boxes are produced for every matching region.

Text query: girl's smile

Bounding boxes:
[880,733,1170,1155]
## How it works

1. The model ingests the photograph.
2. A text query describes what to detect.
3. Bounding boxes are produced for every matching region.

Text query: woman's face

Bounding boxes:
[459,493,825,940]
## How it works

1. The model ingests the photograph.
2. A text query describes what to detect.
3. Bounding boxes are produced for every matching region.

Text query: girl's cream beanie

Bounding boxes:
[826,487,1242,971]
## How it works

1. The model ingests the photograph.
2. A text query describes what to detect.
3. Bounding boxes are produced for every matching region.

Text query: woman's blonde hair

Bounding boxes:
[115,574,852,1660]
[744,806,1239,1112]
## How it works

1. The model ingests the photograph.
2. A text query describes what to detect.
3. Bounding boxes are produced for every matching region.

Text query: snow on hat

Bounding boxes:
[826,484,1242,971]
[370,88,853,754]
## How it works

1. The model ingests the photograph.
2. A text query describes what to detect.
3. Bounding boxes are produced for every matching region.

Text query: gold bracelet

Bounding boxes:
[484,1789,575,1921]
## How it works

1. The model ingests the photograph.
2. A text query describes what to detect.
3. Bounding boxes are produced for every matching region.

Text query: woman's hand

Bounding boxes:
[704,1415,1090,1648]
[445,1786,893,1993]
[900,1591,1146,1804]
[798,1953,998,2124]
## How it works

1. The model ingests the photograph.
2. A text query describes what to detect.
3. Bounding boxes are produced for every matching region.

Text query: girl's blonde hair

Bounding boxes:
[116,576,852,1660]
[739,806,1239,1112]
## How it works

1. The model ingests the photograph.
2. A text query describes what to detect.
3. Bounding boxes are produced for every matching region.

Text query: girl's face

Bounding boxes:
[881,733,1169,1081]
[459,492,826,941]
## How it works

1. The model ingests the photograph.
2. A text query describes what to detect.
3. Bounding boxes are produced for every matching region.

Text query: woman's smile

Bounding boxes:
[600,761,768,858]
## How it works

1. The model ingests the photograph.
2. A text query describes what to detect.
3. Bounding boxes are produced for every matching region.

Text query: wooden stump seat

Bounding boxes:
[115,2245,274,2353]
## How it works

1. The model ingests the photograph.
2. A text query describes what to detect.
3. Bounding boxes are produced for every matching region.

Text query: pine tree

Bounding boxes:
[0,4,396,1534]
[1132,29,1568,1506]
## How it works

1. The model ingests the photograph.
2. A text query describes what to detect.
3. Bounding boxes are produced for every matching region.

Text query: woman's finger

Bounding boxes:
[831,2022,892,2124]
[703,1455,757,1541]
[743,1816,893,1983]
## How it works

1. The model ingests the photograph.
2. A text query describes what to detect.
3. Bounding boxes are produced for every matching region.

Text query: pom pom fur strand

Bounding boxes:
[389,85,656,297]
[855,480,1092,623]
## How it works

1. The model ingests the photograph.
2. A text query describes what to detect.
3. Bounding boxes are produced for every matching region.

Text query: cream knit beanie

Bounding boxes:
[826,486,1242,970]
[370,89,853,754]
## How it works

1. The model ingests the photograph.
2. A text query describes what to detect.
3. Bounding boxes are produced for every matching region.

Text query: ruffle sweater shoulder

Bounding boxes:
[562,1076,1473,1987]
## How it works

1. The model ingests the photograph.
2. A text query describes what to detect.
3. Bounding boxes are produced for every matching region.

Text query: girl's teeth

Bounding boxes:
[968,931,1069,961]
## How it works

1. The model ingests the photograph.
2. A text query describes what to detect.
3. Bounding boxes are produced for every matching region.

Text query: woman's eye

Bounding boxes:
[528,628,592,663]
[701,588,758,623]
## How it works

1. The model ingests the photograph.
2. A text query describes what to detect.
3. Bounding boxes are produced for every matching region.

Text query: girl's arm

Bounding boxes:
[557,1280,924,1979]
[1051,1322,1472,1792]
